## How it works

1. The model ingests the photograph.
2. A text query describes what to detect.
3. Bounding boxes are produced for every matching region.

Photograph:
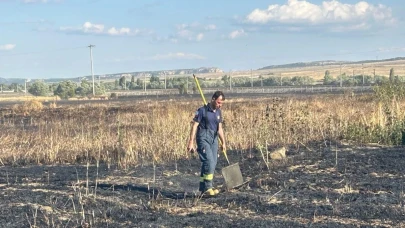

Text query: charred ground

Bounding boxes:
[1,142,404,227]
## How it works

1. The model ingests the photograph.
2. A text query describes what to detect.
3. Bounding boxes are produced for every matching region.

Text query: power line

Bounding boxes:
[0,46,88,57]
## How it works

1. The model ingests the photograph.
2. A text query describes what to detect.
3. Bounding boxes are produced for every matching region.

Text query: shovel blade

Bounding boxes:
[221,163,243,190]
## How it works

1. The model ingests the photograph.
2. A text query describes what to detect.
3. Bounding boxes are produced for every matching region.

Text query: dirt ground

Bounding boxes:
[1,142,405,228]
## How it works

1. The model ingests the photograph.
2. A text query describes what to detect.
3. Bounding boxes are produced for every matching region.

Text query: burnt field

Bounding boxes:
[1,143,404,227]
[0,93,404,227]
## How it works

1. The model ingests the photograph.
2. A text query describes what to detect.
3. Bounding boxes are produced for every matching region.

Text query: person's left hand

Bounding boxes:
[221,143,226,153]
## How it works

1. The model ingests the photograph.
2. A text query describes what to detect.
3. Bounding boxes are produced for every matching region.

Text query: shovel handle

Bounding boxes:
[193,74,207,105]
[223,149,230,165]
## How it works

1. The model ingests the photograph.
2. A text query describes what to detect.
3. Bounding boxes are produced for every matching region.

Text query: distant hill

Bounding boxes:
[258,57,405,70]
[114,67,224,76]
[0,67,224,85]
[42,67,224,83]
[0,77,25,84]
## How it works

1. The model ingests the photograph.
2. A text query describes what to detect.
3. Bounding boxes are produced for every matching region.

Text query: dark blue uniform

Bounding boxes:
[193,104,222,192]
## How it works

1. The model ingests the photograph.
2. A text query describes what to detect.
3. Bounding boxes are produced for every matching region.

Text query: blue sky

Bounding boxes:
[0,0,404,79]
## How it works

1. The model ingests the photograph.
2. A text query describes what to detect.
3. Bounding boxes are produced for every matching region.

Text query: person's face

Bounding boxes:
[212,95,224,109]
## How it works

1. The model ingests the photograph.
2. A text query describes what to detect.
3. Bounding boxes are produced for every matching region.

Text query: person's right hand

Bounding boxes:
[187,141,194,153]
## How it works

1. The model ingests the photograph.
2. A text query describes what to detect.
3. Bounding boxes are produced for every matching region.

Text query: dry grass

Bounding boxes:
[2,94,405,227]
[0,95,60,102]
[12,100,44,115]
[1,93,405,167]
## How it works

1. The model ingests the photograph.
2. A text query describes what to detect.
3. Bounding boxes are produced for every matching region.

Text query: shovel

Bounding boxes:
[192,74,245,190]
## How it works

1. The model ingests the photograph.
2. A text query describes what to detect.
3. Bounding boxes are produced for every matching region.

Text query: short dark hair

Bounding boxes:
[212,91,225,101]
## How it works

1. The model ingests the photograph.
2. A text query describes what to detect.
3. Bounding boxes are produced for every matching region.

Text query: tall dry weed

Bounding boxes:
[12,100,43,115]
[1,94,405,167]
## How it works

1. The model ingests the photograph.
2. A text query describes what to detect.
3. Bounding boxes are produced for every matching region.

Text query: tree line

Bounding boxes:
[0,67,401,98]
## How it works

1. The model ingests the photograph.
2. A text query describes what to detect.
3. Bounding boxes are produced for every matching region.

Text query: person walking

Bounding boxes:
[187,91,226,196]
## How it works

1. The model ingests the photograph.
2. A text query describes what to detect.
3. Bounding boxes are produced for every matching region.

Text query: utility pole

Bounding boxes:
[144,73,146,92]
[24,79,31,95]
[340,64,343,87]
[362,63,364,85]
[250,69,253,87]
[88,44,95,96]
[261,75,263,87]
[229,71,232,91]
[164,71,167,90]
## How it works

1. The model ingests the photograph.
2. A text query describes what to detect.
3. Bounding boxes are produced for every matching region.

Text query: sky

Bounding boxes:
[0,0,404,79]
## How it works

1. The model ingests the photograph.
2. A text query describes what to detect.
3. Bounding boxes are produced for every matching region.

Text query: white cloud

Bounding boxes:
[148,52,206,60]
[377,47,405,53]
[23,0,48,2]
[204,24,217,30]
[175,22,216,31]
[176,22,200,30]
[82,22,104,34]
[329,22,370,32]
[60,21,151,36]
[177,29,193,39]
[160,22,216,43]
[0,44,16,51]
[196,33,204,41]
[229,29,246,39]
[245,0,395,31]
[22,0,61,3]
[173,29,204,41]
[107,27,132,36]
